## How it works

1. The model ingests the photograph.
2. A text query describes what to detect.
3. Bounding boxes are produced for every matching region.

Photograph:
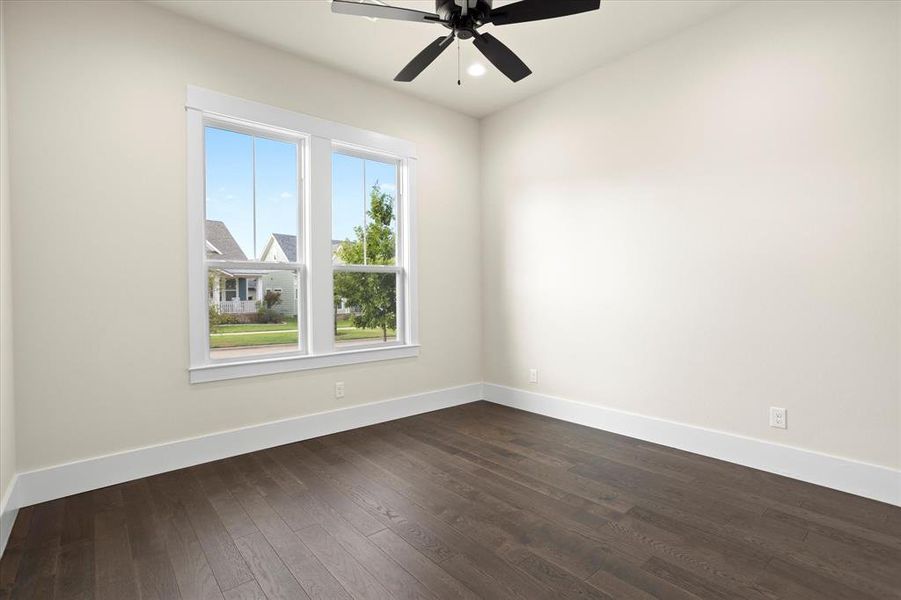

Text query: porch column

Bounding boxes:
[212,276,220,306]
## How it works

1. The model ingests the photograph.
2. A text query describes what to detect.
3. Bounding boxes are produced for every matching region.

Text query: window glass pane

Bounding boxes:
[332,153,397,266]
[205,127,254,261]
[332,153,363,263]
[255,137,299,263]
[205,126,299,263]
[333,272,398,347]
[208,268,300,359]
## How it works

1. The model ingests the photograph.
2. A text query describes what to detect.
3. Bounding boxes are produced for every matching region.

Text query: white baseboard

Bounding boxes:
[0,475,19,557]
[9,383,482,516]
[483,383,901,507]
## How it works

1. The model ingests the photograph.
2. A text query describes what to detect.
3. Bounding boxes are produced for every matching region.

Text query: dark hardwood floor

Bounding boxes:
[1,401,899,599]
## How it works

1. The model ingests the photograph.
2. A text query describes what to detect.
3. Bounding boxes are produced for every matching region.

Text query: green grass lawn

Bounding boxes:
[209,316,394,348]
[210,319,396,348]
[336,328,396,342]
[210,316,297,348]
[214,317,297,333]
[210,330,298,348]
[335,317,395,343]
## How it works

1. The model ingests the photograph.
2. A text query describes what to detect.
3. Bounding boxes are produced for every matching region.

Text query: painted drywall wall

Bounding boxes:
[0,1,16,507]
[3,0,481,472]
[481,0,900,469]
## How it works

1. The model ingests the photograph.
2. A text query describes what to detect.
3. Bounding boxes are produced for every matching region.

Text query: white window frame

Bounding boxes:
[187,87,419,383]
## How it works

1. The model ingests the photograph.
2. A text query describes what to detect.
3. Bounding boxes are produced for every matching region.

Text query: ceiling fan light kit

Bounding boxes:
[331,0,602,83]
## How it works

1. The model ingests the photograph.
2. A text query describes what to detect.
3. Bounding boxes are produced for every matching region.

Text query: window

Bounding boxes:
[187,87,418,382]
[332,151,401,348]
[203,123,303,361]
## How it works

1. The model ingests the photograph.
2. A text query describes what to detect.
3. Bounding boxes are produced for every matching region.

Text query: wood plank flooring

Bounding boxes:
[1,401,899,599]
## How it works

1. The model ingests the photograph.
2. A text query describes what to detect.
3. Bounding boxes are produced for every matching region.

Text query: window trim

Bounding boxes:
[187,87,419,383]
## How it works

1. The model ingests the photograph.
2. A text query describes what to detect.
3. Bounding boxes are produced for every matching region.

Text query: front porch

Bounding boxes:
[209,272,264,314]
[214,299,259,314]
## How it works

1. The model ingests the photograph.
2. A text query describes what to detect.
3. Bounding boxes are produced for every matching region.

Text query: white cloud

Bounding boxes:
[280,191,293,199]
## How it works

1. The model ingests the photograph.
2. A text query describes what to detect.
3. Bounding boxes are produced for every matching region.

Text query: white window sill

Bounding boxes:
[189,344,420,384]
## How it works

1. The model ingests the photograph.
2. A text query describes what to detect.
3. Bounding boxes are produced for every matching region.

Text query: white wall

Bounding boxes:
[481,0,900,469]
[3,0,482,472]
[0,0,17,506]
[2,0,898,496]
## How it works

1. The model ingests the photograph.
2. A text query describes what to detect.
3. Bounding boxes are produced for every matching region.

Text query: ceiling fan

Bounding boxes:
[331,0,602,83]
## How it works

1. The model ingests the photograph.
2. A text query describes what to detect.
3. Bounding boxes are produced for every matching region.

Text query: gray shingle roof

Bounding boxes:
[272,233,297,262]
[206,220,248,261]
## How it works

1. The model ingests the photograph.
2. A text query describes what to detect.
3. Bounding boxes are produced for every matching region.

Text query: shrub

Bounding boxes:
[263,290,282,309]
[208,305,240,332]
[255,307,283,324]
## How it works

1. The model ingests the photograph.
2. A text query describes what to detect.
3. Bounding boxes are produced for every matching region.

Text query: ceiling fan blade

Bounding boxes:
[472,32,531,82]
[489,0,601,26]
[331,0,441,23]
[394,34,455,82]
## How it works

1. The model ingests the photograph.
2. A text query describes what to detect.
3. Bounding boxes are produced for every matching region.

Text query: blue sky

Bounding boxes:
[332,152,397,245]
[205,126,396,260]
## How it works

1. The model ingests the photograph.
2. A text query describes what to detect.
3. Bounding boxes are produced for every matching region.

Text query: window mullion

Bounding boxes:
[252,136,257,259]
[362,159,368,265]
[307,135,335,354]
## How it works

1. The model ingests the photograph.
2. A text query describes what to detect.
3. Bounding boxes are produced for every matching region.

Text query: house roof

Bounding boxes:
[331,240,346,265]
[271,233,297,262]
[260,233,348,263]
[206,220,247,261]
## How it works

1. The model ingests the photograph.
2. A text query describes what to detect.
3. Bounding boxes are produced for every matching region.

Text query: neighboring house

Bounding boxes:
[207,220,262,315]
[208,222,352,318]
[207,220,298,317]
[258,233,346,264]
[259,233,353,316]
[257,233,299,316]
[331,239,346,264]
[206,219,247,262]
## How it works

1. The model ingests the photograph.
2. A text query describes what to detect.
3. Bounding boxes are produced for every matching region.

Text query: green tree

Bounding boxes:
[334,183,397,341]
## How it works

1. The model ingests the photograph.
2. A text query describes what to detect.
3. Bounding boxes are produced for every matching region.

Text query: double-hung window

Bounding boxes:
[332,149,404,349]
[187,87,418,383]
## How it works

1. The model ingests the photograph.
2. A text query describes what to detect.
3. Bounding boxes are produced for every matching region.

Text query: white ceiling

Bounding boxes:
[149,0,741,118]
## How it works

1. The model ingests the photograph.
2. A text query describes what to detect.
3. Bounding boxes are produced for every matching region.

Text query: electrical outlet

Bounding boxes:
[335,382,345,399]
[529,368,538,384]
[769,407,787,429]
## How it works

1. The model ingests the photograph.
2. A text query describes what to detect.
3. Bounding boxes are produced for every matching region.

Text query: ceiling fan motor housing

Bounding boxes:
[437,0,494,38]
